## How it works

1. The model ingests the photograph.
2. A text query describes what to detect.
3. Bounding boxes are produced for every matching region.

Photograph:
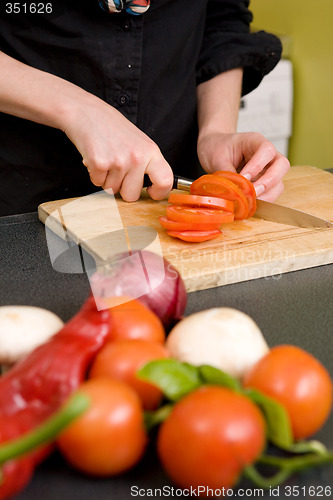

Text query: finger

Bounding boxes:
[199,143,237,174]
[145,156,174,201]
[210,163,237,174]
[203,152,237,174]
[252,154,290,197]
[102,167,125,195]
[240,139,277,180]
[119,167,146,202]
[257,180,285,202]
[83,158,108,187]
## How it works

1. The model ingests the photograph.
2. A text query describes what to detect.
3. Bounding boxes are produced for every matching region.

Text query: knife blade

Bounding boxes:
[143,174,333,229]
[254,199,333,229]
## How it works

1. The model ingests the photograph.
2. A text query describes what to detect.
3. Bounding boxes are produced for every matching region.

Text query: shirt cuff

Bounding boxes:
[196,31,282,96]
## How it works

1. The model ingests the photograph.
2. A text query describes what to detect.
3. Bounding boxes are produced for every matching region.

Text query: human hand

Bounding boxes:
[197,132,290,202]
[63,94,173,201]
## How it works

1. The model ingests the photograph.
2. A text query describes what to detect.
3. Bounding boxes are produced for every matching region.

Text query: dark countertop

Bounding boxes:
[0,210,333,500]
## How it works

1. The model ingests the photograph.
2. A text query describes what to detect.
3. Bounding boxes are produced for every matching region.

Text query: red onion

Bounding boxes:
[89,250,187,329]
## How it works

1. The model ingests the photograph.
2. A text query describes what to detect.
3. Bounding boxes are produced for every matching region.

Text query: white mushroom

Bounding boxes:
[166,308,269,380]
[0,306,64,367]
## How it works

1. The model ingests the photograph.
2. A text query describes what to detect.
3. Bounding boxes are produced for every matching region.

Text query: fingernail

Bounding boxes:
[242,173,252,180]
[255,184,265,197]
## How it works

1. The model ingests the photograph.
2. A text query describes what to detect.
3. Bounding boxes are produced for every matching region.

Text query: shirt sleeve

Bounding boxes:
[196,0,282,96]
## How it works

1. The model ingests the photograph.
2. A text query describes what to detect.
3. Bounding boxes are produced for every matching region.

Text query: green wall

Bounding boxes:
[250,0,333,169]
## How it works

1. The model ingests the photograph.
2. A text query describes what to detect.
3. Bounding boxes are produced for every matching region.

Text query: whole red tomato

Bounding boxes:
[89,339,169,410]
[243,345,333,440]
[57,378,147,476]
[157,386,266,492]
[102,296,166,343]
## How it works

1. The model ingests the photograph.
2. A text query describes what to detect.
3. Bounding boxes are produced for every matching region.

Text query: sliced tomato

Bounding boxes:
[168,193,234,213]
[190,174,249,220]
[167,229,222,242]
[166,205,234,225]
[158,216,223,232]
[213,171,257,218]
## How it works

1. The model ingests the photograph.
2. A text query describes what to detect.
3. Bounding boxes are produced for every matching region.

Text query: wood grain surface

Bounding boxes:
[38,166,333,292]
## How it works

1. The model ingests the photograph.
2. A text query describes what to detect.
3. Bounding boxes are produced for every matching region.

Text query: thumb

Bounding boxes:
[198,140,238,174]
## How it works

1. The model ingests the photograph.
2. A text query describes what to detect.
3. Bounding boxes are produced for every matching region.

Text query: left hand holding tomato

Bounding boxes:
[197,132,290,202]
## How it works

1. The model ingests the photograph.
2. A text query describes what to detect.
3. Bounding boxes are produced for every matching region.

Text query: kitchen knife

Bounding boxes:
[143,174,333,229]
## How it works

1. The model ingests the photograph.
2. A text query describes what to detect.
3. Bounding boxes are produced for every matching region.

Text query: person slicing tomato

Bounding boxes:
[0,1,290,216]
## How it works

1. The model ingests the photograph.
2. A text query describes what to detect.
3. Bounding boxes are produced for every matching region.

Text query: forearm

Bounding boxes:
[0,51,92,131]
[0,51,173,201]
[197,67,243,139]
[195,66,289,201]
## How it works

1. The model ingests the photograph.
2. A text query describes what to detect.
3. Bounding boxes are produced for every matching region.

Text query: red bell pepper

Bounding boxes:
[0,296,111,499]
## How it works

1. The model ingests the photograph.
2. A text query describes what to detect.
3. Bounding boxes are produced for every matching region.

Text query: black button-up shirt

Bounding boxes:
[0,0,281,215]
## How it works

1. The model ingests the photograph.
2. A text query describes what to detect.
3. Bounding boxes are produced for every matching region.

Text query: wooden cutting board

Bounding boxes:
[38,166,333,292]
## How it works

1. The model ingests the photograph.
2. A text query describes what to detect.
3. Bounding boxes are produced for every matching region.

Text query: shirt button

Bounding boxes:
[265,47,276,57]
[121,18,133,31]
[117,93,130,106]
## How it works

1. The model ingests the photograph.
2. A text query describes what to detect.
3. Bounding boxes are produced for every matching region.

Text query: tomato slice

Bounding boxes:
[167,229,222,242]
[212,171,257,218]
[168,193,234,213]
[159,216,222,231]
[166,206,234,225]
[190,174,249,220]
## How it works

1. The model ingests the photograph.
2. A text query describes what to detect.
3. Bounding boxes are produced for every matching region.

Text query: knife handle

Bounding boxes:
[143,174,192,191]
